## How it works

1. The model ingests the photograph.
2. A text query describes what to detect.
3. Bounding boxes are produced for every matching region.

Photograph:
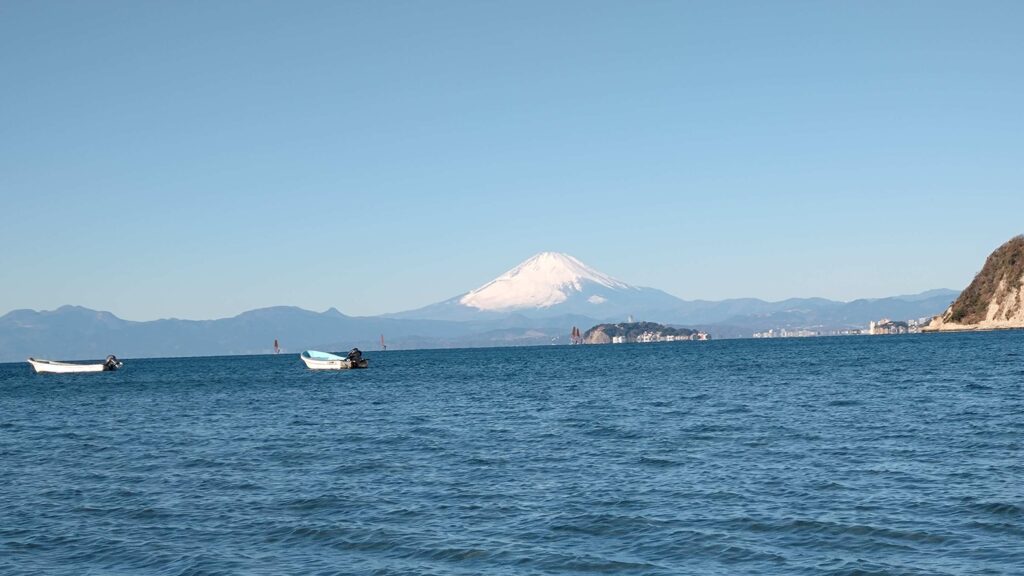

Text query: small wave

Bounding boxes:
[330,460,388,474]
[464,455,509,467]
[180,457,224,469]
[583,424,645,439]
[126,506,174,520]
[530,549,666,573]
[408,425,457,438]
[816,559,908,576]
[644,530,788,565]
[281,494,347,511]
[762,518,951,545]
[963,520,1024,537]
[967,500,1023,517]
[547,511,673,538]
[422,546,492,562]
[810,480,849,491]
[637,455,678,467]
[267,524,341,543]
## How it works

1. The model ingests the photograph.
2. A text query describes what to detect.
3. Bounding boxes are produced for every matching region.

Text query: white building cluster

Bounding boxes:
[631,331,709,343]
[752,328,824,338]
[603,333,709,344]
[754,316,936,338]
[868,317,933,335]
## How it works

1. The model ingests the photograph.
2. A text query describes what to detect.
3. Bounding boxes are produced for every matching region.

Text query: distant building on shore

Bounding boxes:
[869,318,910,335]
[753,327,865,338]
[753,328,821,338]
[753,317,935,338]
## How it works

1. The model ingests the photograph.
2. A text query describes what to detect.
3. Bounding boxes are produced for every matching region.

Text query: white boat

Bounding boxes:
[300,350,368,370]
[28,355,123,374]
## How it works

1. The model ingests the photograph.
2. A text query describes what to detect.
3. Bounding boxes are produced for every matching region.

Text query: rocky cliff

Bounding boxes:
[925,235,1024,331]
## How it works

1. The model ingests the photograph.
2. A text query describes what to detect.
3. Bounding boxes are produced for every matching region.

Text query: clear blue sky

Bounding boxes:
[2,1,1022,320]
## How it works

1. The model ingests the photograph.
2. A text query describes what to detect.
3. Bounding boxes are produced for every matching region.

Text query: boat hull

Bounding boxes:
[28,358,109,374]
[300,352,368,370]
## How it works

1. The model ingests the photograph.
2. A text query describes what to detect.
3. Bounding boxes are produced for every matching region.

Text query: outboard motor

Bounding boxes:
[346,348,363,363]
[103,355,122,371]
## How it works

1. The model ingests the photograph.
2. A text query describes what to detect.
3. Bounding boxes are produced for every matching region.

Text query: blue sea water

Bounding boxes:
[1,332,1022,575]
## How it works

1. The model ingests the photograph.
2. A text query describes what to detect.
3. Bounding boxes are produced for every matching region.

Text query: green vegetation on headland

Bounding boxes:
[926,234,1024,331]
[947,235,1024,323]
[583,322,709,344]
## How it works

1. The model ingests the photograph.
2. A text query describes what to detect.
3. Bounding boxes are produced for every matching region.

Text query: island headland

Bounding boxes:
[924,235,1024,332]
[583,321,709,344]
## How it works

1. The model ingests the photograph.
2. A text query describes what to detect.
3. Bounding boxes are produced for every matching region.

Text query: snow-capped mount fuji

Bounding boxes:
[390,252,686,321]
[460,252,631,311]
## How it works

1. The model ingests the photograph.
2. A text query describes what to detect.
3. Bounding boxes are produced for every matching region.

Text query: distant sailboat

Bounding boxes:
[571,326,583,345]
[380,334,387,351]
[274,339,280,354]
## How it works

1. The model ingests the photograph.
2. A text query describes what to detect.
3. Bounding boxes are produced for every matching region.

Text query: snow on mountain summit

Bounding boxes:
[459,252,633,311]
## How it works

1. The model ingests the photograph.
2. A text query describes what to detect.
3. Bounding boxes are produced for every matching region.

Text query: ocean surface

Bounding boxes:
[1,332,1022,575]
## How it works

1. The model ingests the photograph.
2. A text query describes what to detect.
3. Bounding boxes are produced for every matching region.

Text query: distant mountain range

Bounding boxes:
[0,252,959,361]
